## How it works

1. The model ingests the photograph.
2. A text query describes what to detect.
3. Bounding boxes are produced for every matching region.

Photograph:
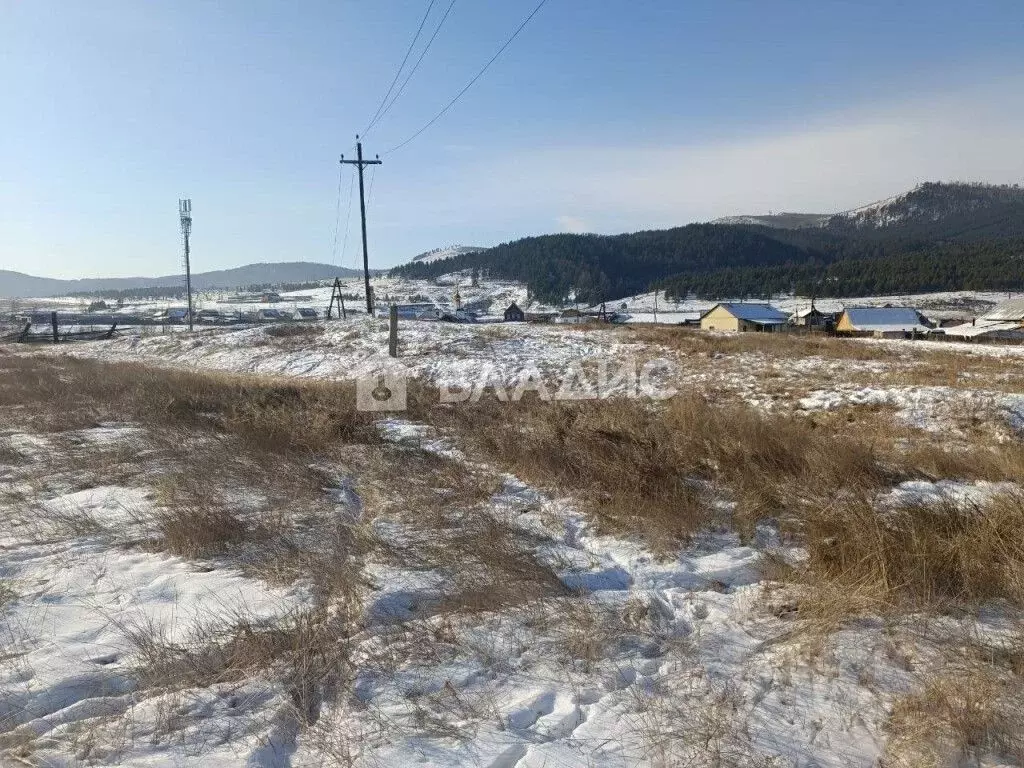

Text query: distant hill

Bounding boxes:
[0,262,366,299]
[410,245,485,265]
[392,182,1024,302]
[711,213,831,229]
[715,182,1024,239]
[822,182,1024,239]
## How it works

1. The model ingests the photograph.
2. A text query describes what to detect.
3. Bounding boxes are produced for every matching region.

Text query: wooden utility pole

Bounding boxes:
[388,304,398,358]
[340,137,382,315]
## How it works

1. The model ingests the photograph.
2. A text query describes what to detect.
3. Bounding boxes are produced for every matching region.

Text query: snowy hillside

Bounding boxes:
[410,245,485,265]
[712,181,1024,234]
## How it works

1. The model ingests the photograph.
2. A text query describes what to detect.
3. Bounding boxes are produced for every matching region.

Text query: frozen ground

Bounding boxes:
[0,425,310,766]
[30,311,1024,440]
[3,318,1024,765]
[29,316,663,395]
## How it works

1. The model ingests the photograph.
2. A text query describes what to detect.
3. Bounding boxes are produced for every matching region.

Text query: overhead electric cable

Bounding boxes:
[383,0,550,155]
[363,0,438,137]
[366,165,378,207]
[339,167,357,267]
[373,0,458,130]
[329,163,345,263]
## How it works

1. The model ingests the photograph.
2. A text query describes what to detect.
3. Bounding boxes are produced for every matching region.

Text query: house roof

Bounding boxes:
[840,307,928,331]
[794,306,830,318]
[941,320,1024,338]
[705,303,788,323]
[980,297,1024,322]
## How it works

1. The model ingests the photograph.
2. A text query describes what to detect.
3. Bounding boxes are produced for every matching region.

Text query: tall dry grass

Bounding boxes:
[425,392,891,550]
[417,381,1024,628]
[803,494,1024,612]
[0,354,376,452]
[123,606,358,724]
[884,663,1024,767]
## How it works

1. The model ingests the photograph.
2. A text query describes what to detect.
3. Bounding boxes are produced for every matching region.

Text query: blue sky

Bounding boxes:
[3,0,1024,278]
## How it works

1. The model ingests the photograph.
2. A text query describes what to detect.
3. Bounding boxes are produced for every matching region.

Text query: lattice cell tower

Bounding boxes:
[178,199,194,332]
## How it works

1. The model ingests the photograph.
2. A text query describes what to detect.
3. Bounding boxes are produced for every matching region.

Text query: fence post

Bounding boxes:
[388,304,398,358]
[51,312,59,344]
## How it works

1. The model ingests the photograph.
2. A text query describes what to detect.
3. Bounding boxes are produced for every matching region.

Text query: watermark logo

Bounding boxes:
[355,368,408,412]
[356,357,676,411]
[439,358,677,403]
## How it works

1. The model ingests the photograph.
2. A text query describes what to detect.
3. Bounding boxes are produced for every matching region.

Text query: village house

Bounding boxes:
[939,297,1024,342]
[699,303,788,333]
[503,301,526,322]
[834,307,930,338]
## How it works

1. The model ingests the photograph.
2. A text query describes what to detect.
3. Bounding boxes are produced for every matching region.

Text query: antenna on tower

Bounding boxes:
[179,199,194,332]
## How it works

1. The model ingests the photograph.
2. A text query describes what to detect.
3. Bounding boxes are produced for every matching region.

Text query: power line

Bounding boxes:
[366,165,378,207]
[339,166,357,267]
[372,0,458,131]
[384,0,550,155]
[329,163,344,263]
[363,0,438,137]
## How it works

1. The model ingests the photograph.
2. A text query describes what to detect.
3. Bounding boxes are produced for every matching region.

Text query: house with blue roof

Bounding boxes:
[699,303,789,333]
[835,307,930,337]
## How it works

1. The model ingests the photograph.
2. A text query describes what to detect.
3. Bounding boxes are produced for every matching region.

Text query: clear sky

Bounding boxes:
[3,0,1024,278]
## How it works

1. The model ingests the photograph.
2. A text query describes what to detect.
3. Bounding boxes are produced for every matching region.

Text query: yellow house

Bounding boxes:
[699,303,788,332]
[835,307,929,337]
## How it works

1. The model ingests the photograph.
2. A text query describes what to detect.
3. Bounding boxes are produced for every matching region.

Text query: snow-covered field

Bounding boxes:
[3,314,1024,766]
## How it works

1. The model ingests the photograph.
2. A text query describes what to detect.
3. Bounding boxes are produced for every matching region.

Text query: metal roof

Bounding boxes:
[941,320,1024,338]
[710,303,789,323]
[980,297,1024,322]
[840,307,927,331]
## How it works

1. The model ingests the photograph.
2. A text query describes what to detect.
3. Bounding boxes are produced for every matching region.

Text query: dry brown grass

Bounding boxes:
[803,494,1024,612]
[630,675,757,768]
[413,378,1024,636]
[263,323,324,340]
[358,444,566,616]
[0,354,376,452]
[423,392,893,551]
[152,503,253,560]
[898,440,1024,483]
[124,605,358,724]
[621,325,906,362]
[884,663,1024,767]
[0,356,373,612]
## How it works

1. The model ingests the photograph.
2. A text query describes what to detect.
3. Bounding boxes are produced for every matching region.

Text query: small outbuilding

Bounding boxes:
[790,301,834,328]
[555,308,597,325]
[503,301,526,322]
[699,303,788,333]
[835,307,930,338]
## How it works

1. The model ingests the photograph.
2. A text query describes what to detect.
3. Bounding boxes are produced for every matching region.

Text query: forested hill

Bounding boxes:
[396,226,823,303]
[392,182,1024,303]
